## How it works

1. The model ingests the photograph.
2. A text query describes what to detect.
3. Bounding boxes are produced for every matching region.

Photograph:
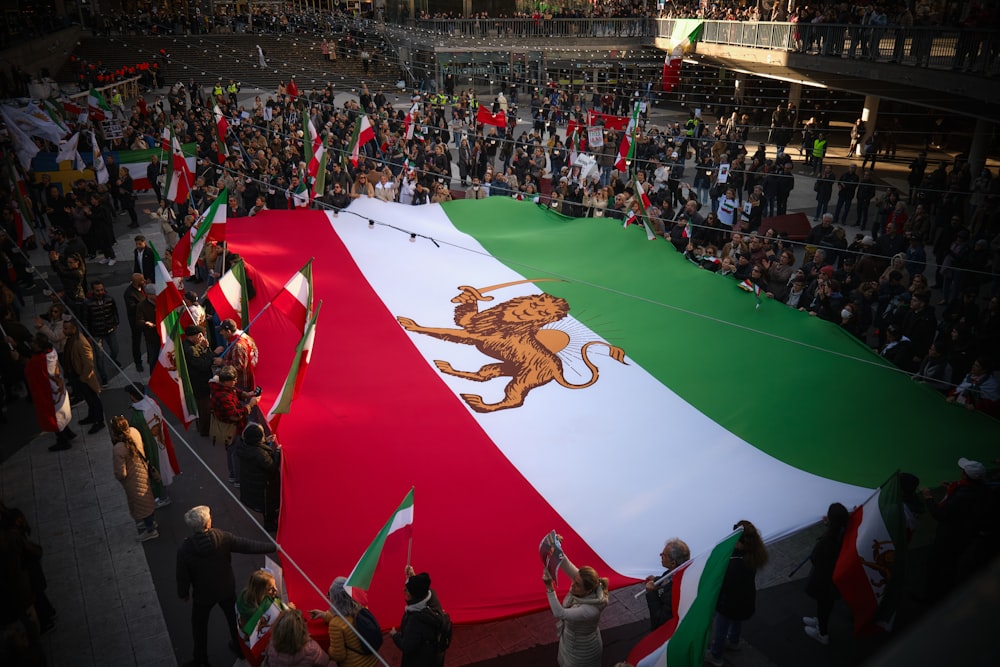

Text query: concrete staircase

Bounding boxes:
[56,34,401,92]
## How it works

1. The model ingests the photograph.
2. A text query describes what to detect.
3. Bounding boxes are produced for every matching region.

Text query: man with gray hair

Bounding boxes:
[644,537,691,630]
[176,505,275,667]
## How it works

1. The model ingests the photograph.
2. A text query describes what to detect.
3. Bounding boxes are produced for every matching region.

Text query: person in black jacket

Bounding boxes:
[236,424,280,531]
[390,566,447,667]
[803,502,849,645]
[176,504,275,667]
[644,537,690,630]
[183,325,215,436]
[707,521,769,664]
[132,235,156,284]
[84,281,120,385]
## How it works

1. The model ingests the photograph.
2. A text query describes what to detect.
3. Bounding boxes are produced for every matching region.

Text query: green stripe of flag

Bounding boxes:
[439,198,999,489]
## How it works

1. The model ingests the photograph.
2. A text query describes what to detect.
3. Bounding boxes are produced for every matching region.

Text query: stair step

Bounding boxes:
[56,34,399,93]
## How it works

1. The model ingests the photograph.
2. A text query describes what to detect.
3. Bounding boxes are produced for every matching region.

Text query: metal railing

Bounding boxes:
[657,19,1000,75]
[412,17,655,39]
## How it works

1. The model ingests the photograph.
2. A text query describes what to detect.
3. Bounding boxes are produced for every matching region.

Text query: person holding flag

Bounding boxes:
[126,384,178,509]
[319,577,383,666]
[542,550,609,667]
[705,521,769,665]
[803,502,850,645]
[390,565,448,667]
[214,318,258,392]
[644,538,691,631]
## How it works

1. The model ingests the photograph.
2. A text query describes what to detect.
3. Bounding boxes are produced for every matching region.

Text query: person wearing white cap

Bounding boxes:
[919,456,990,600]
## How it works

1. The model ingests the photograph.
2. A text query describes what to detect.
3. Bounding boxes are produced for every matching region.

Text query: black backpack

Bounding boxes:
[352,607,383,655]
[422,607,453,653]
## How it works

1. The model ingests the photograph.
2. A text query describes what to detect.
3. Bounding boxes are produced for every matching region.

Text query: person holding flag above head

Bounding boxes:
[543,549,609,667]
[391,565,448,667]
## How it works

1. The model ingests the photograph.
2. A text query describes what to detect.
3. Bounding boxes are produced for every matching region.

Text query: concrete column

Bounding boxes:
[861,94,879,143]
[967,117,993,173]
[788,81,802,127]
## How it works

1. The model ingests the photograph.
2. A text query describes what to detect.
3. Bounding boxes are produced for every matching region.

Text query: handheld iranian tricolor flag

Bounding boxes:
[349,113,375,167]
[662,19,703,93]
[614,102,641,173]
[266,301,320,434]
[833,471,906,636]
[163,128,193,205]
[737,278,763,309]
[173,190,225,277]
[312,135,330,200]
[91,132,109,184]
[303,109,325,192]
[344,487,415,603]
[240,596,287,662]
[206,258,250,328]
[213,104,230,162]
[205,185,228,244]
[271,259,314,332]
[403,102,419,141]
[5,155,36,244]
[632,177,657,241]
[627,529,743,667]
[149,310,199,426]
[150,243,184,331]
[87,88,111,121]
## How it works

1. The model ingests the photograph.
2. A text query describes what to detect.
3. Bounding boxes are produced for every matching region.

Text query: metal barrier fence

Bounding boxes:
[413,17,654,39]
[657,19,999,75]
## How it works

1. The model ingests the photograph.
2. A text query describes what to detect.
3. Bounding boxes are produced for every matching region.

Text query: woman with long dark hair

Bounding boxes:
[803,502,850,644]
[706,520,770,665]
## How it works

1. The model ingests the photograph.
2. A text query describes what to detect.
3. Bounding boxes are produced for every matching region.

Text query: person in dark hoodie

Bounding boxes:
[237,423,281,531]
[390,565,447,667]
[176,504,275,667]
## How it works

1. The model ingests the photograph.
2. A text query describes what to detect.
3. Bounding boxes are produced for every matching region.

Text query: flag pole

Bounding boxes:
[406,536,412,569]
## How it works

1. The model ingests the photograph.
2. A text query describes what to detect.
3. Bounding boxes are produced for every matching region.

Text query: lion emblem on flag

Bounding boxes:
[396,283,627,412]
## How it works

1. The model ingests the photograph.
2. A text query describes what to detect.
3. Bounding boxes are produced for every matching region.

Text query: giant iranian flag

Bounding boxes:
[225,198,1000,626]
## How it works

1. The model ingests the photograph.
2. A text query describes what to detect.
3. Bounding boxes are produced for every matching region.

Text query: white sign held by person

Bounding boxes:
[574,153,598,182]
[587,127,604,148]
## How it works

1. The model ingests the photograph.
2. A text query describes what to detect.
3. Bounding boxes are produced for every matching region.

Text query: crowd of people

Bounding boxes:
[0,10,998,664]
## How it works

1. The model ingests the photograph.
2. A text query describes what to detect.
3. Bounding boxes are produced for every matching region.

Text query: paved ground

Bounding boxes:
[1,86,993,667]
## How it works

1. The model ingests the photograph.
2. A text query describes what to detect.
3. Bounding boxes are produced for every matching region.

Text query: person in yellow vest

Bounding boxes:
[226,80,239,106]
[110,88,125,119]
[811,132,827,177]
[212,81,224,102]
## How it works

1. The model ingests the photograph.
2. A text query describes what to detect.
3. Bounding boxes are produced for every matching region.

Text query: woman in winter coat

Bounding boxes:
[318,577,381,667]
[543,555,609,667]
[706,520,770,665]
[265,609,330,667]
[237,423,281,530]
[803,502,850,644]
[110,415,157,541]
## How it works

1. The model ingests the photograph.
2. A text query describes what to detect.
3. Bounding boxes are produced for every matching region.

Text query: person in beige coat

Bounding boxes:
[110,415,158,541]
[63,319,105,433]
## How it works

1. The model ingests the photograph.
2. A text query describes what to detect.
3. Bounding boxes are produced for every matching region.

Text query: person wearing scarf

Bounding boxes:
[543,555,609,667]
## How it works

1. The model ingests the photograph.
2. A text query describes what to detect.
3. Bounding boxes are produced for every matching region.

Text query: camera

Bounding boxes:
[254,386,262,397]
